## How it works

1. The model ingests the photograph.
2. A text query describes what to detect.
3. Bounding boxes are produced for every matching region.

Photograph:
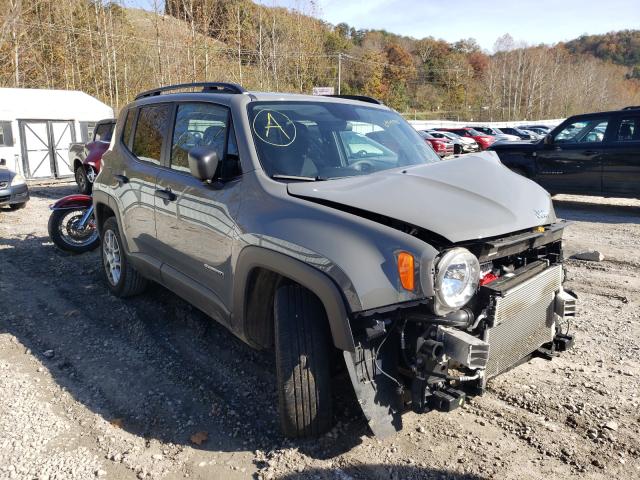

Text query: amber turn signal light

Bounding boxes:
[397,251,415,291]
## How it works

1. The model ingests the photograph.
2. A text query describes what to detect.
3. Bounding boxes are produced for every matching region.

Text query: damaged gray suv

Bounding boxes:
[93,83,577,438]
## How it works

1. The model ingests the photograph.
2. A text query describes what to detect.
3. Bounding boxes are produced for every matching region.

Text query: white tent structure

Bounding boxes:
[0,88,113,179]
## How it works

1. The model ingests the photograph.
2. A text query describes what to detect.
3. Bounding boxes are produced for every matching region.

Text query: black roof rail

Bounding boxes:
[324,94,383,105]
[135,82,246,100]
[622,105,640,110]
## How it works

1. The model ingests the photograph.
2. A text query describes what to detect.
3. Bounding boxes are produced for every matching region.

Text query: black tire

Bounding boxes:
[8,202,26,210]
[454,144,462,155]
[75,166,92,194]
[101,216,147,297]
[48,209,100,253]
[274,283,333,438]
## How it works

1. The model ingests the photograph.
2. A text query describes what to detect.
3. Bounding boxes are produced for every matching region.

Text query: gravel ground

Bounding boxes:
[0,184,639,480]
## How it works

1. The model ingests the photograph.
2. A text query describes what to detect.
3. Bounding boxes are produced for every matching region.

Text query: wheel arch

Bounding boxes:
[73,158,84,172]
[234,245,355,353]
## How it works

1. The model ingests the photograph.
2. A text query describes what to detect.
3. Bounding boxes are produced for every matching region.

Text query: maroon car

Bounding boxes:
[436,127,496,151]
[69,119,115,194]
[418,131,455,157]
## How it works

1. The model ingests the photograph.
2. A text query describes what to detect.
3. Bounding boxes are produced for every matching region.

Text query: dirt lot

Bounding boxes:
[1,182,639,480]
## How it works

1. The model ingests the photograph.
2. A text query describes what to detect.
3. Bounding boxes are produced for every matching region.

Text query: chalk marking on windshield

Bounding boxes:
[252,109,297,147]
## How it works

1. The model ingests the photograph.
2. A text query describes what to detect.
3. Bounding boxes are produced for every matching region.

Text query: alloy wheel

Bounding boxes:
[103,229,122,286]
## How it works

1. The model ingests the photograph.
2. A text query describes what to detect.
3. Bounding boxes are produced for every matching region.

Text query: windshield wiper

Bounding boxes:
[271,174,326,182]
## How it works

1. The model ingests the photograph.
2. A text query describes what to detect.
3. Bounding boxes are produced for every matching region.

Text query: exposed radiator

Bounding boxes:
[485,264,563,378]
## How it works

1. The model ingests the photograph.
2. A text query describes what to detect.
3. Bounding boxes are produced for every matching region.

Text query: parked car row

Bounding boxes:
[411,123,562,159]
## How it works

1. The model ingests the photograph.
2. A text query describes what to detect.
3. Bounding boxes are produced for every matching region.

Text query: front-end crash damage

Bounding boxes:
[343,221,578,438]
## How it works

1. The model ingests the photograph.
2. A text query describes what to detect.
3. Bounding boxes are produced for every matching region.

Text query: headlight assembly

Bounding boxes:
[10,174,26,186]
[435,247,480,310]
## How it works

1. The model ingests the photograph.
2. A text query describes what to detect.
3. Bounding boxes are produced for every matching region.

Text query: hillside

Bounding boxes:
[1,0,639,120]
[563,30,640,77]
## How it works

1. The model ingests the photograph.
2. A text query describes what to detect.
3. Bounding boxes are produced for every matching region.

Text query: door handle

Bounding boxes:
[113,174,129,186]
[155,188,176,202]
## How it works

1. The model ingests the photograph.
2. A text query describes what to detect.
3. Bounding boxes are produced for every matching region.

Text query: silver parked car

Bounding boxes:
[93,83,577,439]
[0,159,29,210]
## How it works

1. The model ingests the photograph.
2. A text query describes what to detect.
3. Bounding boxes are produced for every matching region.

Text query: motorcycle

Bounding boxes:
[48,194,99,253]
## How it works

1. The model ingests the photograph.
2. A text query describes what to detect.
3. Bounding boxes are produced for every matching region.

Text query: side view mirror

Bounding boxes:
[543,134,553,145]
[188,146,219,181]
[0,158,6,166]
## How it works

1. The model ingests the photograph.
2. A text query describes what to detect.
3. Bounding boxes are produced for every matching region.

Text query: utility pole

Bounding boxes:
[337,53,342,94]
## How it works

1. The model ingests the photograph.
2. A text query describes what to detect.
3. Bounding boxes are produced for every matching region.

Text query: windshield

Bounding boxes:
[248,101,440,180]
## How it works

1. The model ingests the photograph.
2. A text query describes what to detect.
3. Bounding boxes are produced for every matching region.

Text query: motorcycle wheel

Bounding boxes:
[48,209,100,253]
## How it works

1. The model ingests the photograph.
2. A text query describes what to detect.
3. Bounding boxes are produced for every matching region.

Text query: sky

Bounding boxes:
[127,0,640,51]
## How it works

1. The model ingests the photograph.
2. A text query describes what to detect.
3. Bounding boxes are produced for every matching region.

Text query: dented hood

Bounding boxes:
[287,153,556,243]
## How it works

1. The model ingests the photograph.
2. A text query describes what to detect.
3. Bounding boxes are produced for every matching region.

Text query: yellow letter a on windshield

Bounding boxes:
[264,112,291,140]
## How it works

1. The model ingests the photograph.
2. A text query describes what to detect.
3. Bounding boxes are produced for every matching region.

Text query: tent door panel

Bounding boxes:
[20,121,53,178]
[19,120,76,179]
[49,121,75,177]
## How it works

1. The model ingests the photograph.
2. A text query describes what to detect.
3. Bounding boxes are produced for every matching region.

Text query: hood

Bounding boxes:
[287,152,555,243]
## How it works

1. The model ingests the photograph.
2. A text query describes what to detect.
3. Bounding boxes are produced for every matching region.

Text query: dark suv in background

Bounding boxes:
[489,106,640,198]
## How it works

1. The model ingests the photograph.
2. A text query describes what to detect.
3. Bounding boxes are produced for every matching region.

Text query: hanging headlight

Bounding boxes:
[435,247,480,310]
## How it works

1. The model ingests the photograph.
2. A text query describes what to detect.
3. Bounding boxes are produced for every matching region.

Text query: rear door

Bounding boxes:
[154,102,243,323]
[113,104,171,256]
[534,117,610,194]
[602,114,640,197]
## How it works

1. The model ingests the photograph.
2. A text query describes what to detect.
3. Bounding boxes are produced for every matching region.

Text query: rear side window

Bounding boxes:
[121,110,136,149]
[132,104,171,164]
[614,117,640,142]
[94,122,114,143]
[170,103,229,173]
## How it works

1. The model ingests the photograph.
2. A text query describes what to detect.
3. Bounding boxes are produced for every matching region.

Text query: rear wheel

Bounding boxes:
[454,144,462,155]
[101,217,147,297]
[274,283,333,438]
[75,166,91,194]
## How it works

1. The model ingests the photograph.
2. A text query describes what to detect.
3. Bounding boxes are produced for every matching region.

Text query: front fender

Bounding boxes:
[50,194,93,210]
[233,245,355,352]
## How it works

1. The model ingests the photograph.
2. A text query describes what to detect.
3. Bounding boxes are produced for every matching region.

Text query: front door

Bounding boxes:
[19,120,76,178]
[154,102,242,323]
[534,117,610,194]
[602,114,640,196]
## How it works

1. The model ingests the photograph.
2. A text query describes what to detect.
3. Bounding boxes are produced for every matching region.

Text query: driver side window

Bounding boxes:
[554,118,608,144]
[171,103,229,173]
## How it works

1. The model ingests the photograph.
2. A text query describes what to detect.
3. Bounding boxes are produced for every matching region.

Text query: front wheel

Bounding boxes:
[8,202,26,210]
[48,209,99,253]
[101,217,147,297]
[274,283,333,438]
[75,166,92,194]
